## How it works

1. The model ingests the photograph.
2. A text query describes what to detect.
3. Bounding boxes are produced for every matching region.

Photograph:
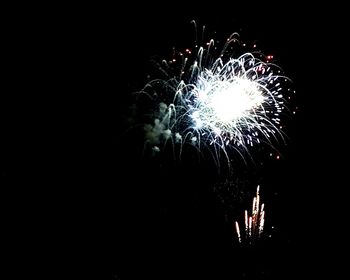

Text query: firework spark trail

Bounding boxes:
[141,31,293,167]
[235,221,241,243]
[235,185,265,244]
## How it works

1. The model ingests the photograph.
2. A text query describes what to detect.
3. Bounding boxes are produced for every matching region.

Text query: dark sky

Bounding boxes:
[1,3,342,279]
[92,8,329,279]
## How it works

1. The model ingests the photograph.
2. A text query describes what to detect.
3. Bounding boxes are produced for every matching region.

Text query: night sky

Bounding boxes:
[101,9,322,279]
[1,3,342,279]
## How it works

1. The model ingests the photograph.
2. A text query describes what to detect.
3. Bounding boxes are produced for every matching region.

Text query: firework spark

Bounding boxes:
[141,29,293,167]
[235,185,265,244]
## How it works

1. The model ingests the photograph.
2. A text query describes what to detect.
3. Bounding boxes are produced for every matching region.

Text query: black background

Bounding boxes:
[1,2,344,279]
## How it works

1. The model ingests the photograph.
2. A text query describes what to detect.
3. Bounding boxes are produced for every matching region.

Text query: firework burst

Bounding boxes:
[235,185,265,244]
[140,28,294,168]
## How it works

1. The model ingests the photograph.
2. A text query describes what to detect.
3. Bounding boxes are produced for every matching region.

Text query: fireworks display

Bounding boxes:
[114,17,301,279]
[235,185,265,244]
[141,31,294,166]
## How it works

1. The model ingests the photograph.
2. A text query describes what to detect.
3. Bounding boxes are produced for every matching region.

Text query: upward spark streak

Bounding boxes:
[235,185,265,243]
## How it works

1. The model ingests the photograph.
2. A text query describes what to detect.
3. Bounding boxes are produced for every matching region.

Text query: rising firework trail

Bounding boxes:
[140,25,294,169]
[235,185,265,244]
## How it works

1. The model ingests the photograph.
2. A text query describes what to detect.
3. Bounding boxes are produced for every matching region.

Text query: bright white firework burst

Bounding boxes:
[142,30,294,167]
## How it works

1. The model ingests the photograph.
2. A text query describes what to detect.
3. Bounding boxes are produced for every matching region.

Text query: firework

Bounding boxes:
[141,28,293,167]
[235,185,265,244]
